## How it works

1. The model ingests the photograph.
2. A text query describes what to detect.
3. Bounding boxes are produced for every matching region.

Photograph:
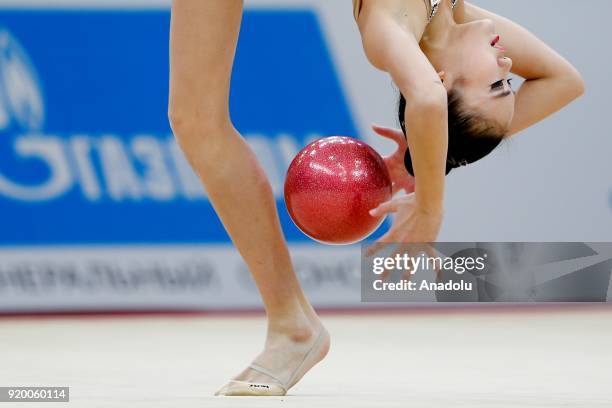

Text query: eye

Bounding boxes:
[490,79,514,92]
[490,80,504,91]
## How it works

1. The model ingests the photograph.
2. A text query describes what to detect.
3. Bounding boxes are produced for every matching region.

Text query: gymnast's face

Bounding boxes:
[443,19,516,130]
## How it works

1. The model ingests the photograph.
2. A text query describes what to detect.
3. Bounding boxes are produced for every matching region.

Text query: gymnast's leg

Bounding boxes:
[168,0,329,396]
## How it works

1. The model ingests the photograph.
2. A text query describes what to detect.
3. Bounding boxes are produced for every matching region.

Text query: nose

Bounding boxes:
[497,57,512,78]
[498,56,513,73]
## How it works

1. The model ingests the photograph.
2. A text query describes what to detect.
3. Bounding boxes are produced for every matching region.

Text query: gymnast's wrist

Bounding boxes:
[415,200,444,218]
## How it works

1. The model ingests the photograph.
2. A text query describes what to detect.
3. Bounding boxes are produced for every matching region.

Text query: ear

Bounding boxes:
[438,71,454,91]
[438,71,451,91]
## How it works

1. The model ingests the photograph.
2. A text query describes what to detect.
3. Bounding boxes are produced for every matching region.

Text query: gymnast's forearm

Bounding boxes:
[508,75,584,136]
[403,89,448,214]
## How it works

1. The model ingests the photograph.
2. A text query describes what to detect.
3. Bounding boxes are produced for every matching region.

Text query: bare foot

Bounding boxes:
[215,317,330,396]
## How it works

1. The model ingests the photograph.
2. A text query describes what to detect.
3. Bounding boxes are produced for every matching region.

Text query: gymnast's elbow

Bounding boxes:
[404,83,448,117]
[569,69,586,100]
[561,64,586,102]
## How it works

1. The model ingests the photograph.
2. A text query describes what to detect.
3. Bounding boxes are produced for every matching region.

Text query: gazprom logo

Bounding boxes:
[0,29,65,202]
[0,28,45,132]
[0,27,206,203]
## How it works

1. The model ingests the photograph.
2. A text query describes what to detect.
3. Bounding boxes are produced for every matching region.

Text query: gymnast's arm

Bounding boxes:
[358,7,447,217]
[456,2,585,136]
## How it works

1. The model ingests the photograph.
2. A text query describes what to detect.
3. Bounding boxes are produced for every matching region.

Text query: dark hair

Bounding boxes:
[399,89,506,176]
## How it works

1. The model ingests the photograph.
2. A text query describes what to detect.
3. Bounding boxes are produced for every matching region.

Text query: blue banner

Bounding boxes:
[0,9,361,245]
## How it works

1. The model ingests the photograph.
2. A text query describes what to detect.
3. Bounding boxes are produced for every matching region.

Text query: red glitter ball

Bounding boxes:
[284,136,392,245]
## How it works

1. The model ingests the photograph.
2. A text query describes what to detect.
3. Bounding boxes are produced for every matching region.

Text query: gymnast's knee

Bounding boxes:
[168,102,230,140]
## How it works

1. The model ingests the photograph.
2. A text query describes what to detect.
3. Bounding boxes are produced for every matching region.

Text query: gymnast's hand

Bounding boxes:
[367,192,442,255]
[372,124,415,195]
[365,194,442,280]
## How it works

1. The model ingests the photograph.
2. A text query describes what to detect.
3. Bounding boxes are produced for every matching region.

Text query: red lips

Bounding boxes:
[491,35,500,46]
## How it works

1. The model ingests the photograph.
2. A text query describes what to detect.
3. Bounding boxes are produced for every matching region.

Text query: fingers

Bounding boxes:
[395,177,416,195]
[389,243,417,282]
[365,231,393,257]
[400,243,440,280]
[371,124,406,146]
[426,245,444,280]
[369,199,398,218]
[366,241,440,282]
[365,238,397,281]
[371,193,415,216]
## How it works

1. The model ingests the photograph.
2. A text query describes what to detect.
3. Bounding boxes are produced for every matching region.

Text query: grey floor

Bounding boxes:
[1,309,611,407]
